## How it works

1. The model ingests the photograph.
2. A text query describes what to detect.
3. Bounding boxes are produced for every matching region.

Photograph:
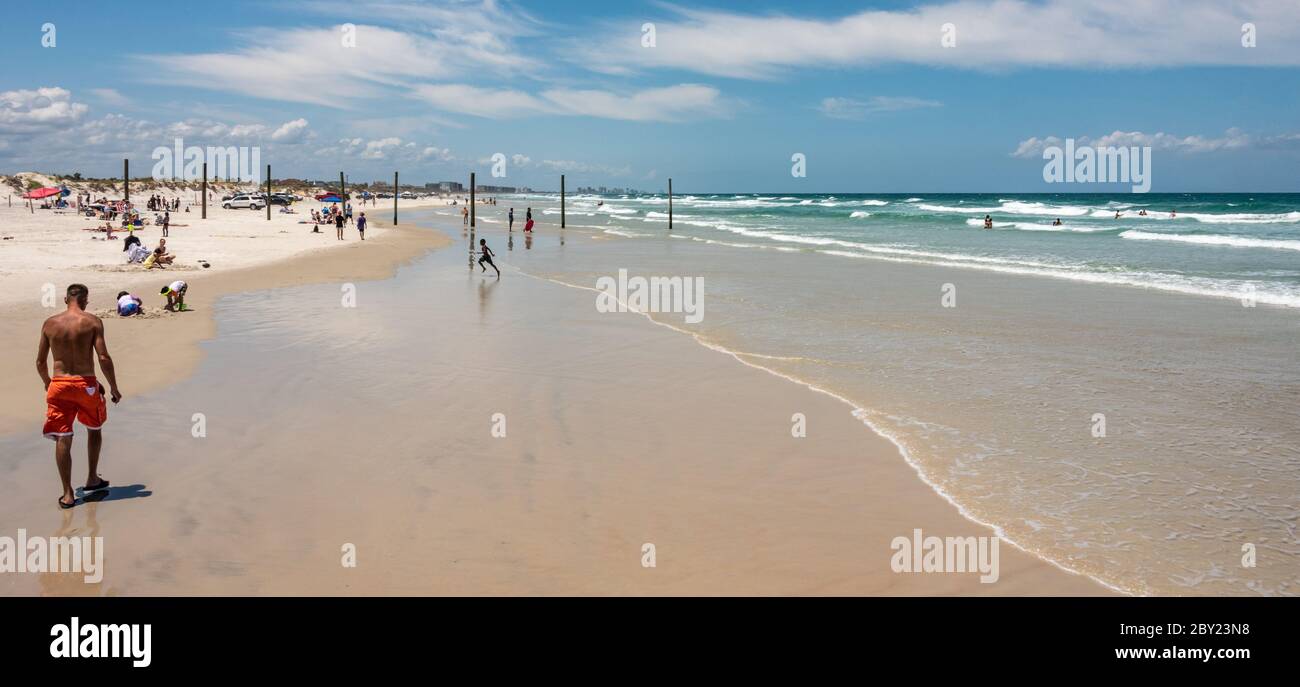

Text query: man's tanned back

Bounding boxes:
[41,309,102,377]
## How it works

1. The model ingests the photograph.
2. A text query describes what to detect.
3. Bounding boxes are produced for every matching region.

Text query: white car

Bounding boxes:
[222,194,265,210]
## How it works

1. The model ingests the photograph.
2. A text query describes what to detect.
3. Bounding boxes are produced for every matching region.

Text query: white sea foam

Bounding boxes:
[850,211,872,218]
[1121,230,1300,251]
[964,218,1111,233]
[1179,211,1300,224]
[921,201,1093,217]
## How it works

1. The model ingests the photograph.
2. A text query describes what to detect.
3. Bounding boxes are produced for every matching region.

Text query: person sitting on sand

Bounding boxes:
[122,233,141,252]
[151,240,175,267]
[161,280,188,311]
[116,291,143,317]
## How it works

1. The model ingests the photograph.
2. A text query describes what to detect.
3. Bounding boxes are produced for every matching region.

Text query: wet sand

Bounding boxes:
[0,215,1108,595]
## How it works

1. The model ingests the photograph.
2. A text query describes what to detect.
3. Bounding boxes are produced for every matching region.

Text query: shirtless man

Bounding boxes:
[36,284,122,509]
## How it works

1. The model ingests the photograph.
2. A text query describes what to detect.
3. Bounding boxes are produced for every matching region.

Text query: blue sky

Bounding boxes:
[1,0,1298,191]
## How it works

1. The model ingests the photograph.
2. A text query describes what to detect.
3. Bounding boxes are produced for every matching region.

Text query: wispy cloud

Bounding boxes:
[89,88,131,108]
[1011,129,1300,157]
[582,0,1300,78]
[818,96,942,120]
[142,21,536,108]
[411,83,730,122]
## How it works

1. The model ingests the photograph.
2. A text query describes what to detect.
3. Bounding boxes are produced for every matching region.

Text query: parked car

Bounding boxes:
[222,194,265,210]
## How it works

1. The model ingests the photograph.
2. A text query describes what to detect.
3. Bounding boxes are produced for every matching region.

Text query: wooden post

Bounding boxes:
[393,171,399,225]
[561,174,566,228]
[266,165,271,220]
[339,171,346,214]
[470,172,476,228]
[668,177,673,230]
[201,163,207,219]
[123,159,129,203]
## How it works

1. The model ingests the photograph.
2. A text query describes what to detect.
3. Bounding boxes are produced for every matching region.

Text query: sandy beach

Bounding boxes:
[0,186,450,436]
[0,203,1109,596]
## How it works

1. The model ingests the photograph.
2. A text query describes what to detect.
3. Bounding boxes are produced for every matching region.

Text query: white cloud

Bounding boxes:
[0,87,89,134]
[412,84,548,119]
[143,22,536,108]
[411,83,729,122]
[540,159,632,177]
[141,0,545,109]
[421,146,455,162]
[361,137,402,159]
[581,1,1300,78]
[89,88,131,108]
[1011,129,1300,157]
[818,96,941,120]
[271,118,311,143]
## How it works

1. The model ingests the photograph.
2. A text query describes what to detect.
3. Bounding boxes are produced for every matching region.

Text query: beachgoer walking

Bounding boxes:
[335,210,345,240]
[356,212,367,241]
[36,284,121,508]
[508,207,514,231]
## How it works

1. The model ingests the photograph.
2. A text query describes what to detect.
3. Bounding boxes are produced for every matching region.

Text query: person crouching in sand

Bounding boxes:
[36,284,122,509]
[116,291,143,317]
[161,280,188,311]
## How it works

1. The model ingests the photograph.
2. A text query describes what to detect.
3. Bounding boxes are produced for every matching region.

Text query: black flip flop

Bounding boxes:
[58,497,76,510]
[83,478,110,492]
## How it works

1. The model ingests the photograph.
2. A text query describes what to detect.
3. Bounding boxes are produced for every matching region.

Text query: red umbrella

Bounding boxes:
[22,186,62,199]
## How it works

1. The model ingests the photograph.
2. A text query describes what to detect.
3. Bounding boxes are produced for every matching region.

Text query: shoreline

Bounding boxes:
[0,206,450,436]
[0,212,1111,595]
[526,269,1130,595]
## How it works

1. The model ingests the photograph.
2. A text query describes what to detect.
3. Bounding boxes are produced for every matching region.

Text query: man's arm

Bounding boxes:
[92,318,122,403]
[36,326,51,390]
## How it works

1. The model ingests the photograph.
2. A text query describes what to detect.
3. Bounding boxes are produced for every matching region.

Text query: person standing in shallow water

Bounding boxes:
[36,284,122,509]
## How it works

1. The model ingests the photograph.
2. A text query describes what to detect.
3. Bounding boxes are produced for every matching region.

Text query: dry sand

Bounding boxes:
[0,196,451,436]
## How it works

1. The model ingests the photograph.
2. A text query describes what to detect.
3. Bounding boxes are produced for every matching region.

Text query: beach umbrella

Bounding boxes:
[22,186,62,199]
